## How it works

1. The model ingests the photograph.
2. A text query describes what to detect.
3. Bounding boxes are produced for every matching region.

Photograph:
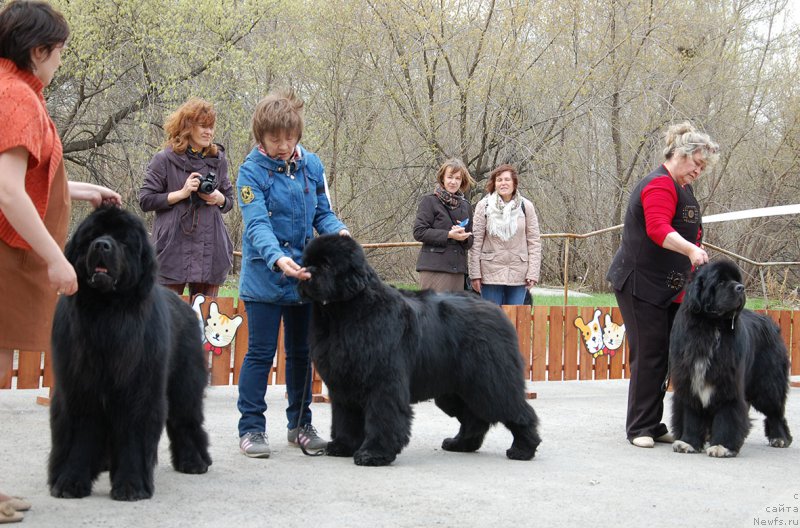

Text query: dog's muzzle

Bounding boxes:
[86,236,118,292]
[88,271,117,292]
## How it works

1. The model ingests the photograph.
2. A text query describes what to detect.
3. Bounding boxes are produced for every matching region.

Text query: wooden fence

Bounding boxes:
[504,305,800,381]
[2,297,798,393]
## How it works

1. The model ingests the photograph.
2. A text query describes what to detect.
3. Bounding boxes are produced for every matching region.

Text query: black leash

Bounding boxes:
[295,358,326,457]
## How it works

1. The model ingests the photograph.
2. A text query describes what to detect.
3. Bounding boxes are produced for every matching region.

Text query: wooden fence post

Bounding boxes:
[548,306,564,381]
[531,306,548,381]
[563,306,579,380]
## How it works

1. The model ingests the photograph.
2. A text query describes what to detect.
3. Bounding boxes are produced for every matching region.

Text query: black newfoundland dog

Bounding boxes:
[49,206,211,500]
[298,234,540,466]
[669,259,792,457]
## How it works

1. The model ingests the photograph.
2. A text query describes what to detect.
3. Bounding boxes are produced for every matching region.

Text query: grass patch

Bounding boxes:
[390,283,794,310]
[215,278,795,311]
[532,292,618,307]
[218,276,240,300]
[743,298,797,311]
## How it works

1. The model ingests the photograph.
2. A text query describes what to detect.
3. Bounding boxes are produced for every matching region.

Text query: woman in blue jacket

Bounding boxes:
[236,89,348,458]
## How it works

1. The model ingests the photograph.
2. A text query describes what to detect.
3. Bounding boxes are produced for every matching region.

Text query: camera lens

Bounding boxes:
[198,172,216,194]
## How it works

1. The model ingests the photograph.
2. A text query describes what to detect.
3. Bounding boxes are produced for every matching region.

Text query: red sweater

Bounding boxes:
[0,58,63,249]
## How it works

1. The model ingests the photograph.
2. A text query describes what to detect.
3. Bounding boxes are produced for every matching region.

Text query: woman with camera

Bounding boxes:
[139,97,234,298]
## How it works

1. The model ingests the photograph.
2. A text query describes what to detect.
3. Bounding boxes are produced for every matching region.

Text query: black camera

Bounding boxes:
[197,171,216,194]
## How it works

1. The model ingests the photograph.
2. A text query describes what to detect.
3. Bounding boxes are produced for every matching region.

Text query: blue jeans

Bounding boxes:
[481,284,527,305]
[237,301,314,436]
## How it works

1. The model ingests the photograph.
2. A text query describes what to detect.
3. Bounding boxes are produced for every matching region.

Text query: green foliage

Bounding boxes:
[47,0,284,194]
[15,0,799,293]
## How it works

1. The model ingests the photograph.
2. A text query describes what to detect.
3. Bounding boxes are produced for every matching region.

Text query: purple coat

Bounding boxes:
[139,146,234,285]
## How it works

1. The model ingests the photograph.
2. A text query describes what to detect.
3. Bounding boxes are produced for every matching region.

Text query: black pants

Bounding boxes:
[615,285,678,440]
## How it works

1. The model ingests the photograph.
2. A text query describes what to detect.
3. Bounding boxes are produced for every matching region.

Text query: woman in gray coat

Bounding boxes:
[139,98,234,297]
[413,158,474,292]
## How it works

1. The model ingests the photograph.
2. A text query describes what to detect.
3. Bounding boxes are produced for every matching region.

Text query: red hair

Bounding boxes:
[163,98,218,156]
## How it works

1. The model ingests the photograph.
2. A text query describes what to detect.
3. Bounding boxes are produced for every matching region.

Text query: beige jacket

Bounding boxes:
[468,196,542,286]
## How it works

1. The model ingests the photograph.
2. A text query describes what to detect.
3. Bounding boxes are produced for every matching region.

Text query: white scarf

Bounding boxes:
[486,192,524,241]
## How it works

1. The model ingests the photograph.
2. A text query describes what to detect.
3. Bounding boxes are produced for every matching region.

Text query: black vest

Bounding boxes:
[606,165,702,307]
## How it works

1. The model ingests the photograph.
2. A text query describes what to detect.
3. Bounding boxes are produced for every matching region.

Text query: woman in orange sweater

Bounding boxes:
[0,2,120,522]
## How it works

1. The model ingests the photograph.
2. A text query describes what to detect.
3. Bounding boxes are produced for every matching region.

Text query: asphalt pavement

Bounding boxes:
[1,380,798,527]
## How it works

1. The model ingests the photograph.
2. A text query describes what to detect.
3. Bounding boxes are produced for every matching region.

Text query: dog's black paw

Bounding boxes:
[441,436,482,453]
[172,444,212,474]
[353,449,395,466]
[50,476,93,499]
[173,454,210,474]
[110,481,153,501]
[325,440,356,458]
[506,446,536,461]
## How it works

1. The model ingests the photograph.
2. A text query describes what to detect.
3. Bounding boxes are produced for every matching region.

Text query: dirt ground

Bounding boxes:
[1,379,798,527]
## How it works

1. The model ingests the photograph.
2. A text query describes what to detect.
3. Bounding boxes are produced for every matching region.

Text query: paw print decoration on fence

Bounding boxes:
[573,309,626,359]
[191,295,244,356]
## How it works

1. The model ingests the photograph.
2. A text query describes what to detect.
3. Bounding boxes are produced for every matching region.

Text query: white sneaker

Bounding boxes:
[655,433,675,443]
[631,436,655,448]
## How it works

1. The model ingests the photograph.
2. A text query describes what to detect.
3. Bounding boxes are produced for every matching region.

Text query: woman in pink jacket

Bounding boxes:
[468,164,542,305]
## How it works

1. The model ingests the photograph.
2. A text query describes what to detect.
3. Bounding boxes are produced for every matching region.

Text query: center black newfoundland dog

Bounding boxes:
[298,234,540,466]
[669,259,792,458]
[49,206,211,500]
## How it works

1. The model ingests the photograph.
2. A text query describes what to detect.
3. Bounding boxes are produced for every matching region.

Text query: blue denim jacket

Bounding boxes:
[237,145,346,303]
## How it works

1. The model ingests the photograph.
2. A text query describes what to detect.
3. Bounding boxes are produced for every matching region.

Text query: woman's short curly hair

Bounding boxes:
[663,121,719,168]
[163,98,218,156]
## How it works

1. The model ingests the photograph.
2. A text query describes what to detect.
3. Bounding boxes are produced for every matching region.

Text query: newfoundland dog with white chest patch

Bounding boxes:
[49,206,211,500]
[298,234,540,466]
[669,259,792,458]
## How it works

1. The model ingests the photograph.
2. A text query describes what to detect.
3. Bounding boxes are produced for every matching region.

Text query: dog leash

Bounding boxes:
[295,360,326,457]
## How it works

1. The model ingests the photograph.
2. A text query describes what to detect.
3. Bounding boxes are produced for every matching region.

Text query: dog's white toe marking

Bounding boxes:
[769,438,788,448]
[672,440,697,453]
[706,445,736,457]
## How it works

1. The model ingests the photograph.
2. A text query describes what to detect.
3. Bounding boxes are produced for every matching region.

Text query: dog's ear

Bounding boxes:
[64,230,81,266]
[339,260,370,299]
[64,217,92,266]
[683,271,704,314]
[135,225,156,276]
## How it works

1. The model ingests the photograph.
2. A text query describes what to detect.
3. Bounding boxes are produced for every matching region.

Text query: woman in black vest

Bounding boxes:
[607,122,719,448]
[413,158,474,292]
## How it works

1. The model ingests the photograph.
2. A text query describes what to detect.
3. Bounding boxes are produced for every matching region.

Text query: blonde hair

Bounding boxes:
[163,98,218,156]
[252,88,304,143]
[436,158,475,193]
[663,121,719,167]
